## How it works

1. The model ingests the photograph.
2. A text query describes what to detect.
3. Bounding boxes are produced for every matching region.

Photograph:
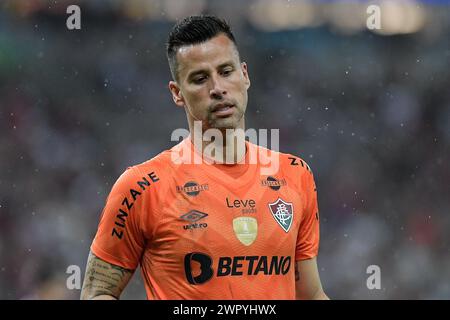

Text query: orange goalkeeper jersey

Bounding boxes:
[91,137,320,299]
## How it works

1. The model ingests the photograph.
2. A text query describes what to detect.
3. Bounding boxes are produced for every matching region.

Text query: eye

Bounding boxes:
[221,68,233,76]
[192,75,207,84]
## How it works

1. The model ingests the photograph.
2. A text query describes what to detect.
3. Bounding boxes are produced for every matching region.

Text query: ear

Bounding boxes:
[169,81,185,107]
[241,62,251,90]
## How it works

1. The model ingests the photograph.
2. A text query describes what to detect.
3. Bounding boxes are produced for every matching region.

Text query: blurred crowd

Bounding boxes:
[0,0,449,299]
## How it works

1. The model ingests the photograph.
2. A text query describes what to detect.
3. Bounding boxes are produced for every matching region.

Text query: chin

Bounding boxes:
[211,119,238,130]
[211,113,243,130]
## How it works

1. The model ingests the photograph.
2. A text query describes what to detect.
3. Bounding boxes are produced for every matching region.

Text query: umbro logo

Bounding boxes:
[180,210,208,230]
[180,210,208,223]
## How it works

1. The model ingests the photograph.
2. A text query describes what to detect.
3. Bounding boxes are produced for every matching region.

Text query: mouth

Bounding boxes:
[211,103,235,117]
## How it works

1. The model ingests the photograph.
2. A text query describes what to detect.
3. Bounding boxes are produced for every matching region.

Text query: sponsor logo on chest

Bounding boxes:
[226,197,257,214]
[176,181,209,197]
[260,176,287,191]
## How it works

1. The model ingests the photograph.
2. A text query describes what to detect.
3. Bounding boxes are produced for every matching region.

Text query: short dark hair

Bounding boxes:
[166,15,238,81]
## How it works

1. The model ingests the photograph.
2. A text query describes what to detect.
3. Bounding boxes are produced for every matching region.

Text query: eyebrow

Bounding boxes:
[217,61,235,69]
[187,69,207,80]
[187,61,235,80]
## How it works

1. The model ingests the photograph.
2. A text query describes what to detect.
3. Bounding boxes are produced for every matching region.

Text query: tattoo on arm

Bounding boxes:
[80,251,134,300]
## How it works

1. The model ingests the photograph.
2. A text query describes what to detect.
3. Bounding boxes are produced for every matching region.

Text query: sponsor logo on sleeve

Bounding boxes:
[111,172,160,239]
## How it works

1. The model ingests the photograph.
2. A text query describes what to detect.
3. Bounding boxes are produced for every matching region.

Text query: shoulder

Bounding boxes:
[250,142,315,178]
[112,144,176,194]
[130,149,172,180]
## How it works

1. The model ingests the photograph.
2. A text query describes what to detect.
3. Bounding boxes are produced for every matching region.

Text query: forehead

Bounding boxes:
[176,34,239,76]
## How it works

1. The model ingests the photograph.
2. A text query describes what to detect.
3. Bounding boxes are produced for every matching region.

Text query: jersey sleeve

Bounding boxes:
[295,165,320,261]
[91,167,146,270]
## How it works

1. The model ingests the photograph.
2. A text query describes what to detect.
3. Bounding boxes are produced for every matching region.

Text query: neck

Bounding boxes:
[189,119,246,164]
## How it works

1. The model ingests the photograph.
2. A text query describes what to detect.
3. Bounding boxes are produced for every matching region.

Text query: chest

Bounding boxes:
[147,172,307,258]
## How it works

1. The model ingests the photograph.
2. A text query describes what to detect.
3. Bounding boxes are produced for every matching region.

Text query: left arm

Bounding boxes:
[294,159,328,299]
[295,257,329,300]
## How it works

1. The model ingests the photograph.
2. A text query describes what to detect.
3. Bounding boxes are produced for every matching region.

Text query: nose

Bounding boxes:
[209,75,227,99]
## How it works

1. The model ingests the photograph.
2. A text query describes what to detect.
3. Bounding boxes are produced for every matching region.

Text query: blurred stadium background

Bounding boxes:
[0,0,449,299]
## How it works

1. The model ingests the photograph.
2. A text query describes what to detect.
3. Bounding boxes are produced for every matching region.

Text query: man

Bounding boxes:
[81,15,328,300]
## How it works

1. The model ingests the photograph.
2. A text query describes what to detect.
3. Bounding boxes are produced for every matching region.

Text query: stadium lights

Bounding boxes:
[247,0,427,35]
[122,0,207,22]
[371,0,427,35]
[163,0,207,22]
[248,0,322,32]
[325,0,367,35]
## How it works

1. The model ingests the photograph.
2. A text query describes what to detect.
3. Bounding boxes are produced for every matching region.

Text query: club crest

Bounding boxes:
[268,198,294,232]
